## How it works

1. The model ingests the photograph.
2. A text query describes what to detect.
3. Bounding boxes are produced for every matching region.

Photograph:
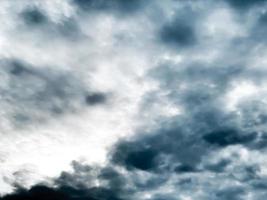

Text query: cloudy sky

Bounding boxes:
[1,0,267,199]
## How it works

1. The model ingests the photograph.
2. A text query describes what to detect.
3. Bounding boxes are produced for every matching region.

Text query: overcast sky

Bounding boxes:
[1,0,267,199]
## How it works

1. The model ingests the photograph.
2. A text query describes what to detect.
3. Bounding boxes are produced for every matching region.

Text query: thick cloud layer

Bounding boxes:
[1,0,267,199]
[72,0,146,14]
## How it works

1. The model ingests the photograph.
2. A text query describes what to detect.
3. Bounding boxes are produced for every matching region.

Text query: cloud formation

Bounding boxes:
[1,0,267,199]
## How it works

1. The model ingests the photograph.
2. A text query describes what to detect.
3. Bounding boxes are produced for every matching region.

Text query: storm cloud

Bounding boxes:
[1,0,267,199]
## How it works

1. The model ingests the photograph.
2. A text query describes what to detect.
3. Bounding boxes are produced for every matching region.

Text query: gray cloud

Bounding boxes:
[72,0,148,16]
[2,0,267,199]
[224,0,267,10]
[21,7,48,26]
[0,59,107,126]
[20,6,83,41]
[158,6,198,49]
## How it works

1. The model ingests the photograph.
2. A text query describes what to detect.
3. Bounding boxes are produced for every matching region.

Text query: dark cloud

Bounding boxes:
[21,7,48,26]
[98,167,127,191]
[9,60,32,76]
[174,164,197,173]
[1,159,171,200]
[250,179,267,190]
[72,0,146,15]
[56,161,95,189]
[250,133,267,149]
[116,42,267,196]
[123,149,158,171]
[149,63,243,94]
[243,165,260,181]
[0,186,67,200]
[20,7,82,41]
[205,159,231,173]
[85,93,106,105]
[202,129,256,147]
[111,124,207,174]
[0,161,126,200]
[55,19,82,40]
[5,60,83,115]
[152,195,177,200]
[160,20,196,48]
[115,44,267,196]
[245,11,267,46]
[215,186,246,200]
[224,0,267,10]
[0,59,107,125]
[0,185,123,200]
[112,141,159,171]
[258,12,267,25]
[158,5,199,49]
[3,0,267,199]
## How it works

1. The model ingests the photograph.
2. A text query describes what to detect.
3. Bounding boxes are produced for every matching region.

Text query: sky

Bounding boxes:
[0,0,267,199]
